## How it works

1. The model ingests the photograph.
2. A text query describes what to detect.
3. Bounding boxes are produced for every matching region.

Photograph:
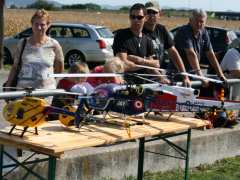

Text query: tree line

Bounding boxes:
[8,0,131,12]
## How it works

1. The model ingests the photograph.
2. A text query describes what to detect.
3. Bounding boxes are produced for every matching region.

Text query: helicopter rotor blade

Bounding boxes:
[135,65,166,73]
[134,65,223,84]
[0,89,67,99]
[49,73,122,78]
[180,72,223,84]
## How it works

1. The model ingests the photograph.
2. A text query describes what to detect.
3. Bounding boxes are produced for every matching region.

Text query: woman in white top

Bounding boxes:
[6,9,64,89]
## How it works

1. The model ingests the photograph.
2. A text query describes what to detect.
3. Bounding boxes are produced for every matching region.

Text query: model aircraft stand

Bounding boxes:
[0,115,206,180]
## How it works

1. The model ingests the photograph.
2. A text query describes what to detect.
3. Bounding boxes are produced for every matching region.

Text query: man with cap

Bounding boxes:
[113,3,165,84]
[143,0,191,86]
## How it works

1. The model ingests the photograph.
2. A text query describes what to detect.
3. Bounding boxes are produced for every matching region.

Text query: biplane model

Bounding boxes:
[0,71,239,137]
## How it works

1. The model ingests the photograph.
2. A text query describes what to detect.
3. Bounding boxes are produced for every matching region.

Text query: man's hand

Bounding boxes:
[201,79,209,87]
[220,75,227,84]
[149,59,160,68]
[160,77,171,84]
[183,76,191,87]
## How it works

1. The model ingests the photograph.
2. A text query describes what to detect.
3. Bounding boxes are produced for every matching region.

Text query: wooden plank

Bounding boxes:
[0,115,207,157]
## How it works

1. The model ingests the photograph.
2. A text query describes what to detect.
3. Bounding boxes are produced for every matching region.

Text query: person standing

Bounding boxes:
[112,3,163,84]
[5,9,64,90]
[174,9,226,86]
[220,40,240,100]
[143,1,191,86]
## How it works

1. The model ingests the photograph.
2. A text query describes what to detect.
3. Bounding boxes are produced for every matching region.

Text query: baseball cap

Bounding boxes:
[145,1,160,12]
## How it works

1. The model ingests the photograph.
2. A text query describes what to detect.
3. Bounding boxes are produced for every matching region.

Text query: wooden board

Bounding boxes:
[0,114,207,157]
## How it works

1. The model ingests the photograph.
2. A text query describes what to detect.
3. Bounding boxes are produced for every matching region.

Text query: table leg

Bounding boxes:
[137,137,145,180]
[185,129,191,180]
[0,145,3,180]
[48,156,56,180]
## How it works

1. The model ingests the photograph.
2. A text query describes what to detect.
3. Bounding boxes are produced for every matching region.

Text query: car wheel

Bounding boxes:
[3,48,13,64]
[65,50,85,67]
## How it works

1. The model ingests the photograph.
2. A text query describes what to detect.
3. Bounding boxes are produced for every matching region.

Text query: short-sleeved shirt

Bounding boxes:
[112,28,154,83]
[16,37,64,89]
[143,24,174,64]
[220,48,240,100]
[174,24,212,71]
[221,48,240,72]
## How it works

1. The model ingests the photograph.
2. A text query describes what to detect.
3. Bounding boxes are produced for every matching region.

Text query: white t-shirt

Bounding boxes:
[220,48,240,100]
[16,37,64,89]
[221,48,240,72]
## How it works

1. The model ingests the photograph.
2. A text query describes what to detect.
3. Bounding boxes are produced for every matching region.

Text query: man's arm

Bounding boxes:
[116,52,141,72]
[185,48,203,76]
[168,46,191,86]
[206,50,226,80]
[127,55,159,68]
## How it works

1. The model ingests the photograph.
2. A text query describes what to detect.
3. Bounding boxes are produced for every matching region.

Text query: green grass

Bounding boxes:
[104,156,240,180]
[3,64,11,70]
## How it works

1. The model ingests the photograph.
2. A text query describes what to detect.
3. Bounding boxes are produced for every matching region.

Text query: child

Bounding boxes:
[87,57,125,87]
[51,62,93,108]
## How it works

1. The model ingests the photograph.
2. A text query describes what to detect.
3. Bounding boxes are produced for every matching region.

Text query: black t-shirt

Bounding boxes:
[143,24,174,63]
[112,28,154,84]
[174,24,212,71]
[113,28,154,58]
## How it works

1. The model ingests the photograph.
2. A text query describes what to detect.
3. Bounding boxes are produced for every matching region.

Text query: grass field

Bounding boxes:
[4,9,240,36]
[120,156,240,180]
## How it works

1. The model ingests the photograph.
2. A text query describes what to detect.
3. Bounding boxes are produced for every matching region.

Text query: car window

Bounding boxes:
[96,28,113,38]
[48,27,61,37]
[16,28,32,39]
[212,29,226,43]
[72,28,90,38]
[49,27,72,38]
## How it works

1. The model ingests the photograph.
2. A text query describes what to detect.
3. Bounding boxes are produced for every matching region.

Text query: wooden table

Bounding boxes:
[0,114,206,180]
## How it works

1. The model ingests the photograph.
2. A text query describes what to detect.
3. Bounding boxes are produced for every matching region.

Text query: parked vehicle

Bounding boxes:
[235,30,240,39]
[3,23,114,66]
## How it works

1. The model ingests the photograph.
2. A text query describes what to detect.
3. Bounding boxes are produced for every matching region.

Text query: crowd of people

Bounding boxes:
[4,1,240,105]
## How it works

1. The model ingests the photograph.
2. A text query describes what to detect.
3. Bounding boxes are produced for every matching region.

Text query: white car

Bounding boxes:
[3,23,114,66]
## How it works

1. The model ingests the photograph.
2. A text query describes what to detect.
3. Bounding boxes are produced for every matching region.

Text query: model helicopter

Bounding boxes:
[1,71,239,137]
[48,70,240,129]
[0,88,73,137]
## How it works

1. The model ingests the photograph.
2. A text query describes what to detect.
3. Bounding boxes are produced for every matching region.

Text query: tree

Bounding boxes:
[85,3,101,11]
[62,4,86,10]
[119,6,130,12]
[0,0,4,69]
[27,0,57,10]
[10,4,17,9]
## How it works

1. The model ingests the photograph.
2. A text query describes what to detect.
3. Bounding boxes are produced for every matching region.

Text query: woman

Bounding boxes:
[5,9,64,89]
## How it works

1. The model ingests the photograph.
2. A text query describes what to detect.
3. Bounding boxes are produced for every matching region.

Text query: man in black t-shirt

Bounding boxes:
[112,3,163,84]
[143,1,190,86]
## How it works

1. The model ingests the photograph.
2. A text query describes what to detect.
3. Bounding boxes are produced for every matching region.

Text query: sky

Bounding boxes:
[56,0,240,12]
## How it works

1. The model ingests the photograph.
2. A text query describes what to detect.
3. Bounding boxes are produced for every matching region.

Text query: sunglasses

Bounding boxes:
[130,15,145,20]
[147,10,159,15]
